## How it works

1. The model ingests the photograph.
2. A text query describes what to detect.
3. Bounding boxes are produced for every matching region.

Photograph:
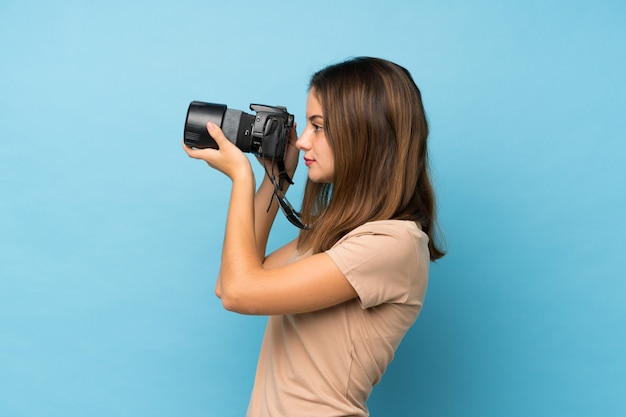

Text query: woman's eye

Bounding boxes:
[313,124,323,132]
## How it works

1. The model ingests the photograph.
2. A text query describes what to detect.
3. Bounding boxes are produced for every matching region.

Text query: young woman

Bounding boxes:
[183,57,445,417]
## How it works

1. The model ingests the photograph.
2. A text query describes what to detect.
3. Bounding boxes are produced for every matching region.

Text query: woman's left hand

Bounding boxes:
[255,122,300,189]
[182,122,252,181]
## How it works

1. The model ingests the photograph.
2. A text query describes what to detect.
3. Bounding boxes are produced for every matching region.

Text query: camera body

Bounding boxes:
[184,101,294,161]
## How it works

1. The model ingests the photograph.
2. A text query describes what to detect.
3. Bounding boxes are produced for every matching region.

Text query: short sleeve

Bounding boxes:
[325,220,429,309]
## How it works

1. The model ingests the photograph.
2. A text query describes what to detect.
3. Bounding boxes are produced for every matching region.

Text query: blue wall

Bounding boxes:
[1,1,624,416]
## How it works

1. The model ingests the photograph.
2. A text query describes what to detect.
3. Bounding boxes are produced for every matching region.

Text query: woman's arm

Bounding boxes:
[221,168,356,315]
[253,123,300,262]
[253,173,282,262]
[184,123,357,316]
[215,176,283,300]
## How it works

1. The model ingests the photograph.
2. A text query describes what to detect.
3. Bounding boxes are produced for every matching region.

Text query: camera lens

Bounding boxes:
[222,108,255,153]
[184,101,256,152]
[183,102,226,149]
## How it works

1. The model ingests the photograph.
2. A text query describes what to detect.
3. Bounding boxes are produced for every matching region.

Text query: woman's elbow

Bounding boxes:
[217,269,263,314]
[220,289,259,315]
[215,279,222,299]
[220,294,238,312]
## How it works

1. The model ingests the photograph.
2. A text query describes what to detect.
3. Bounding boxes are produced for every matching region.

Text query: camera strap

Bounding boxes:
[276,160,294,190]
[263,161,309,230]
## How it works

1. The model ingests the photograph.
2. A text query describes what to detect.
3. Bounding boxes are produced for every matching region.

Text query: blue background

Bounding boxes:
[1,1,625,416]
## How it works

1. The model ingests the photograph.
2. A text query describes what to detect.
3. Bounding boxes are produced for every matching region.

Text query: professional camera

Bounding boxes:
[183,101,294,161]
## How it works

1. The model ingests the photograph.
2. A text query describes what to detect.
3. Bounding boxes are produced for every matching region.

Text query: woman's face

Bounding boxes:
[296,89,335,183]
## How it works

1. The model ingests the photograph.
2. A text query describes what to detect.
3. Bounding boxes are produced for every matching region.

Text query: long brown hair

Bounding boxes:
[297,57,445,261]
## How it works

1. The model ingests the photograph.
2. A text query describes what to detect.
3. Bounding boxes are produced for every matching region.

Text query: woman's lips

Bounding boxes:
[304,157,314,167]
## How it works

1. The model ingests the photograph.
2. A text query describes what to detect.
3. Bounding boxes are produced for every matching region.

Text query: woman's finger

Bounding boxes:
[182,122,235,159]
[206,121,235,150]
[288,122,298,144]
[182,139,215,160]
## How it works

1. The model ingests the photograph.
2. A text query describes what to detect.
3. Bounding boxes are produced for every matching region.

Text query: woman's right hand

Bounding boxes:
[182,122,253,182]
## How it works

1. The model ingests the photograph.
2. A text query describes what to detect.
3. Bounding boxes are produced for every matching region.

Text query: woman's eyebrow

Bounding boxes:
[307,114,324,121]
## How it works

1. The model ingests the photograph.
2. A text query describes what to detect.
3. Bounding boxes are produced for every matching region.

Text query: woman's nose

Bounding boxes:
[295,131,310,151]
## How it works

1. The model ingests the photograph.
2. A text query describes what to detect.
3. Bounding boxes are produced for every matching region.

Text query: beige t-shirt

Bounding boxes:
[246,220,430,417]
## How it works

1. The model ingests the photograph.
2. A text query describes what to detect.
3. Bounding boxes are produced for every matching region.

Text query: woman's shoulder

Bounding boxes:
[339,219,427,244]
[326,219,430,308]
[329,220,430,264]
